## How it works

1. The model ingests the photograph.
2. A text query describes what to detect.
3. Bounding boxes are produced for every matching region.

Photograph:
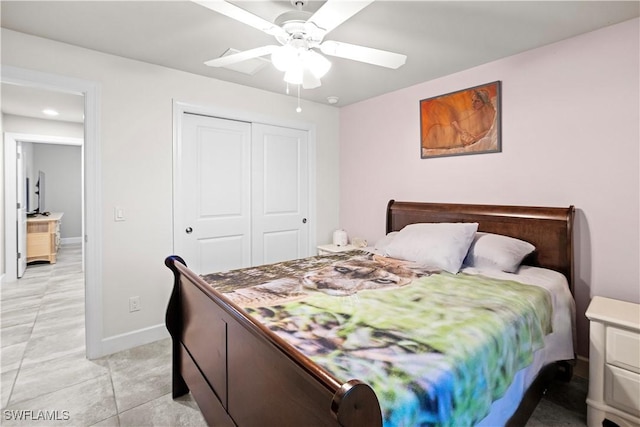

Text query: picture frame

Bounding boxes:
[420,81,501,159]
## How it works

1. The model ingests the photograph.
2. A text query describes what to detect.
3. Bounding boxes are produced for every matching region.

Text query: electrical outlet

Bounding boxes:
[129,296,141,312]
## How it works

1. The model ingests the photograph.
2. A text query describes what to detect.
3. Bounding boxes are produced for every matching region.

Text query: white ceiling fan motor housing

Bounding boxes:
[274,10,325,47]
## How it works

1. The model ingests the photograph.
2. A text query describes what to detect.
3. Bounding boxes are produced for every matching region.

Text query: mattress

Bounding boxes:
[464,265,576,426]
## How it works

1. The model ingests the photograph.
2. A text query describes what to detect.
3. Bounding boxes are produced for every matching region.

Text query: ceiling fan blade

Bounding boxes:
[204,45,280,67]
[192,0,287,38]
[307,0,374,35]
[320,41,407,69]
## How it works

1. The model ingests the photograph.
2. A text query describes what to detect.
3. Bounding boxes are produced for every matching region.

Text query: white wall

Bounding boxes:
[33,144,82,240]
[339,18,639,358]
[3,114,83,139]
[3,114,84,240]
[1,29,341,347]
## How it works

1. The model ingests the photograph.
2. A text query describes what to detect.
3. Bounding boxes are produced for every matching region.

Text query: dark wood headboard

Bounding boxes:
[386,200,575,293]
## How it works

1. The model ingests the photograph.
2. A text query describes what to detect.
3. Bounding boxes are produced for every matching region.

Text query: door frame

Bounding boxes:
[172,101,317,257]
[4,133,83,278]
[1,65,103,359]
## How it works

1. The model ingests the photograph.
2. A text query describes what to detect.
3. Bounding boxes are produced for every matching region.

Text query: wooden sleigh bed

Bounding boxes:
[165,200,575,426]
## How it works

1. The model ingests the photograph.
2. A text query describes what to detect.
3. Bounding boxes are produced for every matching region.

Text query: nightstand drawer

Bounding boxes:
[607,326,640,373]
[604,364,640,416]
[27,233,50,256]
[586,296,640,426]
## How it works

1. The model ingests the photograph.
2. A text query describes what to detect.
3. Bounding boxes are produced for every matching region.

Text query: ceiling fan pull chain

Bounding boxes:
[296,84,302,113]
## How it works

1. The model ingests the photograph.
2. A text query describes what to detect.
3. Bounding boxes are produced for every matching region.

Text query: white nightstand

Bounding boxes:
[585,296,640,427]
[317,244,357,255]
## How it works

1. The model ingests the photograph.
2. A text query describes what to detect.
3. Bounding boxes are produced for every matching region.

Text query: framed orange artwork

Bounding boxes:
[420,81,501,159]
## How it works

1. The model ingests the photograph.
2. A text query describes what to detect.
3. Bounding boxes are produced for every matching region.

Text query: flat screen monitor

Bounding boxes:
[36,170,45,214]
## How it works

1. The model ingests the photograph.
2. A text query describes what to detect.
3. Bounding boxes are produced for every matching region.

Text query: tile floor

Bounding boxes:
[1,244,205,426]
[527,374,589,426]
[1,243,588,426]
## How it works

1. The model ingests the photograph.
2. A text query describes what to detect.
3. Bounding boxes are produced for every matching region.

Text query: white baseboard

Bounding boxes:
[94,323,170,359]
[61,237,83,245]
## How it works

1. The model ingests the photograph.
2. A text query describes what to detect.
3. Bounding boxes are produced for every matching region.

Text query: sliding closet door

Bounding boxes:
[251,124,309,265]
[179,113,252,274]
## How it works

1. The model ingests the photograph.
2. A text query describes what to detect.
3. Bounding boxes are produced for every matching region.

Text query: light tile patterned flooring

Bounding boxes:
[1,243,588,426]
[1,244,205,426]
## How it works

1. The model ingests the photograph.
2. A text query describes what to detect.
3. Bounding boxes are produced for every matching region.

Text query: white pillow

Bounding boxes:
[463,232,535,273]
[373,231,398,253]
[385,222,478,274]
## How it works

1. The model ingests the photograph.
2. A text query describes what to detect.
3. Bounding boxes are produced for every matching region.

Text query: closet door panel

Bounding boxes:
[263,230,300,265]
[252,123,309,266]
[179,113,252,274]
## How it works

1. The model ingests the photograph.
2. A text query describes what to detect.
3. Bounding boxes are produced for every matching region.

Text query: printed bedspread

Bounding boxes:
[201,251,553,426]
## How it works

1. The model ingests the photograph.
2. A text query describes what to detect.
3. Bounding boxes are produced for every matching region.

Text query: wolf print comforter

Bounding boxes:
[201,251,553,426]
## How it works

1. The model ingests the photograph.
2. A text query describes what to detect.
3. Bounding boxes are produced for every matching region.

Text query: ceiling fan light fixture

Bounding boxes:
[271,45,297,72]
[275,46,330,87]
[301,69,321,89]
[303,50,331,78]
[284,62,304,85]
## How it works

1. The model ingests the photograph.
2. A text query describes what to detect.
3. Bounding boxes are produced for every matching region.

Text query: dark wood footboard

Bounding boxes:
[164,255,383,427]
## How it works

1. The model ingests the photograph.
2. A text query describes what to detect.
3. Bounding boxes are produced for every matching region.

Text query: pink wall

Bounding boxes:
[339,18,639,358]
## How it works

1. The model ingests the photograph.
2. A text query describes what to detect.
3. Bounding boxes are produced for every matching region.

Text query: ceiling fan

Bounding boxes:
[194,0,407,90]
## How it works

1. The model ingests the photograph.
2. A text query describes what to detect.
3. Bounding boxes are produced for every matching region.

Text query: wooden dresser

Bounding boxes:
[586,296,640,427]
[26,212,64,264]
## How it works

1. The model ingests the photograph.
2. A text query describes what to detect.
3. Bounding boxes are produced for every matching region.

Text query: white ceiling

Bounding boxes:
[1,83,85,123]
[1,0,638,119]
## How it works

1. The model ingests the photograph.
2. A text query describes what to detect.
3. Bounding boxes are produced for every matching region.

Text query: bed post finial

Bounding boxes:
[331,380,382,427]
[386,199,396,234]
[164,255,189,398]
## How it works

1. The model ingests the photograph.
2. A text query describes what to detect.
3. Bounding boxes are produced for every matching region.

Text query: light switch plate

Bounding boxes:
[114,207,125,222]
